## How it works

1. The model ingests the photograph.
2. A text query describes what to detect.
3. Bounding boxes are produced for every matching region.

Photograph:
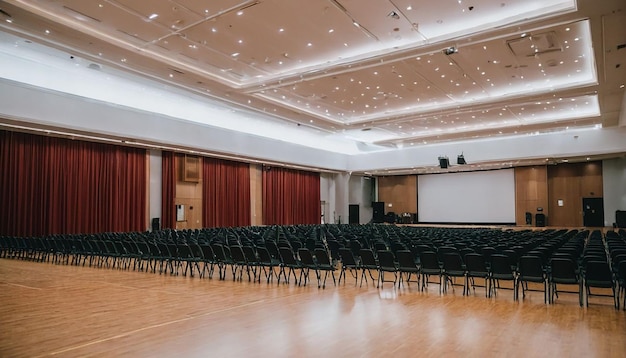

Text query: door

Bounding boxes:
[582,197,604,227]
[349,205,360,225]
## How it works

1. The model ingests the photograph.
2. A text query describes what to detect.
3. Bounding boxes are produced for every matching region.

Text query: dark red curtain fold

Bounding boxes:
[161,151,176,229]
[203,158,251,227]
[0,130,146,237]
[262,167,320,225]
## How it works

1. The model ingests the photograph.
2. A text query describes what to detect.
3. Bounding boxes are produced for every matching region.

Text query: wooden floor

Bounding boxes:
[1,258,625,357]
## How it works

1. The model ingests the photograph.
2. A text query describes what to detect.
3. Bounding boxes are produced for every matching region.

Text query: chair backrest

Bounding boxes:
[200,245,214,261]
[279,247,298,265]
[265,241,280,259]
[211,243,226,261]
[584,260,613,287]
[396,250,417,269]
[242,246,258,263]
[257,247,274,264]
[298,248,316,267]
[230,245,247,264]
[377,250,397,270]
[359,249,377,268]
[177,244,192,259]
[374,242,387,253]
[314,248,333,267]
[490,254,514,276]
[338,248,358,267]
[549,257,578,280]
[350,240,362,257]
[442,252,464,272]
[518,255,545,280]
[419,251,440,271]
[465,253,488,274]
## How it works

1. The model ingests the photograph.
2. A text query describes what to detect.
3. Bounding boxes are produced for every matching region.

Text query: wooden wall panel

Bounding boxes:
[514,166,548,226]
[378,175,417,215]
[580,162,603,198]
[250,164,263,226]
[175,155,203,230]
[548,161,603,227]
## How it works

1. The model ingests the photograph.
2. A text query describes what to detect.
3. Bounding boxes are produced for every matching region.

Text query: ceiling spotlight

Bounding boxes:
[457,154,467,165]
[444,46,458,55]
[388,11,400,20]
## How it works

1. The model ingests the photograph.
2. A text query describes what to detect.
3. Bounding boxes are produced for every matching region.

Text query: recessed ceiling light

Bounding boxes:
[279,28,284,32]
[231,52,239,57]
[236,11,243,16]
[45,29,50,34]
[148,13,158,20]
[238,39,243,44]
[328,29,334,33]
[307,42,312,47]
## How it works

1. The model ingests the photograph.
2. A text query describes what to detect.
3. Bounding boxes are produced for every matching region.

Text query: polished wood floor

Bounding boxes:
[1,258,624,358]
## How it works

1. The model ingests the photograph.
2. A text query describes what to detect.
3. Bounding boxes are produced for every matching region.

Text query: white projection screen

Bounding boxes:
[418,169,516,224]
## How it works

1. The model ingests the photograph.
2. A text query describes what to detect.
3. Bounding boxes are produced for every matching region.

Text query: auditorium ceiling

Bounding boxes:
[0,0,624,172]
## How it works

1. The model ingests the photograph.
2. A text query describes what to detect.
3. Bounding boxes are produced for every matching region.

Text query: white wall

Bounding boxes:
[603,157,626,227]
[348,175,374,224]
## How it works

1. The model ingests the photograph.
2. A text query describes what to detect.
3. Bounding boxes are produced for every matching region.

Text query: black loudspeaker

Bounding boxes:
[372,202,385,223]
[439,157,449,169]
[535,213,546,227]
[151,217,160,231]
[615,210,626,228]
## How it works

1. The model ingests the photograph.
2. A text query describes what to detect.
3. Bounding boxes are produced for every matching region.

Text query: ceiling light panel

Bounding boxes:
[253,20,596,125]
[168,0,253,17]
[113,0,203,31]
[392,0,576,42]
[58,0,170,43]
[367,94,600,144]
[458,20,596,98]
[511,94,600,123]
[255,59,451,123]
[327,0,427,44]
[181,0,376,83]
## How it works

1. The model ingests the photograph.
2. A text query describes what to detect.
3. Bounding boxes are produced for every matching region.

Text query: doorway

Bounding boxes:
[582,197,604,227]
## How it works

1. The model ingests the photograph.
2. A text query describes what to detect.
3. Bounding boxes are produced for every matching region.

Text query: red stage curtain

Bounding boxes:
[161,151,176,229]
[262,167,320,225]
[203,158,251,227]
[0,130,146,237]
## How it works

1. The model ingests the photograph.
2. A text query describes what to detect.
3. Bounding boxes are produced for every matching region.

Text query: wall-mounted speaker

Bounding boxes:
[439,157,449,169]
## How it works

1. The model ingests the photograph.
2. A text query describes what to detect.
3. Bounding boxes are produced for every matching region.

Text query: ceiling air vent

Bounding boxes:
[507,31,562,57]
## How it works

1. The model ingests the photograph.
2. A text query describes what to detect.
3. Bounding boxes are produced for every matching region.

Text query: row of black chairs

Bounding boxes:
[1,226,625,307]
